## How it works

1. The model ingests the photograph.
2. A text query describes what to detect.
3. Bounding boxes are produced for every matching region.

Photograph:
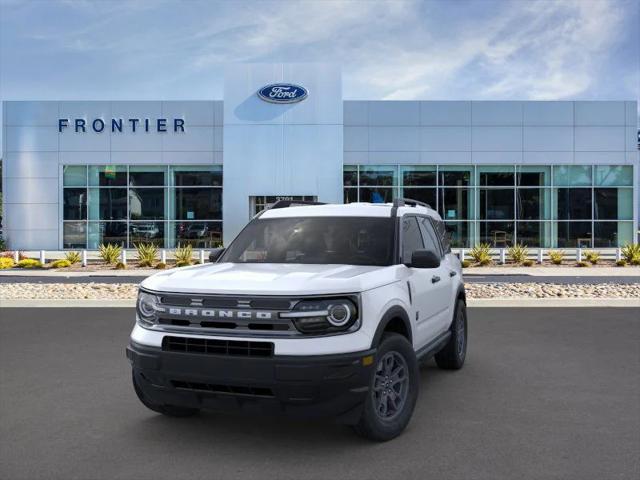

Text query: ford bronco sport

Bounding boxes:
[127,198,467,441]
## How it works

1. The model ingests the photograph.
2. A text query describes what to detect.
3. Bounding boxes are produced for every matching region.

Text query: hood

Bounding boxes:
[141,262,401,295]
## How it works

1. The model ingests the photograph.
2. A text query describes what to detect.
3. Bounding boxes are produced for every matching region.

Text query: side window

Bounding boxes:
[401,217,424,263]
[418,217,442,257]
[434,219,451,253]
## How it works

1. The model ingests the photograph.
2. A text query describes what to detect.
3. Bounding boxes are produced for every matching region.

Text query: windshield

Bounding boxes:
[221,217,395,266]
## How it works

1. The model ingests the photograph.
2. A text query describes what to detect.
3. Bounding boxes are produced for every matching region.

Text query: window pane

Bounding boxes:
[88,188,128,220]
[593,222,633,247]
[478,166,514,186]
[418,217,442,256]
[343,188,358,203]
[402,188,436,208]
[517,188,550,220]
[129,165,165,186]
[171,166,222,186]
[343,166,358,186]
[594,188,633,220]
[63,222,86,248]
[129,222,165,247]
[170,222,222,248]
[444,222,469,248]
[88,222,127,248]
[401,217,424,263]
[359,187,394,203]
[401,166,436,186]
[438,165,472,186]
[129,188,165,220]
[517,222,551,247]
[359,166,397,186]
[517,166,550,186]
[63,188,87,220]
[480,188,514,220]
[89,165,127,186]
[556,221,592,248]
[480,222,514,247]
[594,165,633,186]
[556,188,591,220]
[63,166,86,186]
[173,188,222,220]
[439,188,472,220]
[553,165,591,186]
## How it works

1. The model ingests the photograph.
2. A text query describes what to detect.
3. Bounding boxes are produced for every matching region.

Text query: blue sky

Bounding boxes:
[0,0,638,148]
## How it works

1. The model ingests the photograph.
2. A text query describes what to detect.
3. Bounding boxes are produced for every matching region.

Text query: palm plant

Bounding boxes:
[174,244,194,267]
[135,243,158,268]
[99,243,121,265]
[469,243,492,266]
[507,243,528,264]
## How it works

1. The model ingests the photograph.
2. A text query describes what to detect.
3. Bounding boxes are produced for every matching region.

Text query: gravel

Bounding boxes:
[1,282,640,300]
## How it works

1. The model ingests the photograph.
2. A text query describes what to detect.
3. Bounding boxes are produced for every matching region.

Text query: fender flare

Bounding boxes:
[371,305,413,348]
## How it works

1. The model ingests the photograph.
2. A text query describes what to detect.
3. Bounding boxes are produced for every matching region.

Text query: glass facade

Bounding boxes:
[343,164,634,248]
[62,165,222,248]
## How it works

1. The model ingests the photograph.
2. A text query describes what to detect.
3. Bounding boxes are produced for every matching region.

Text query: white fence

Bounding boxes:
[7,249,215,267]
[455,248,623,263]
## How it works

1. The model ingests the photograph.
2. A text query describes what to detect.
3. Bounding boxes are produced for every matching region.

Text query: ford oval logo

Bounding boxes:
[257,83,308,104]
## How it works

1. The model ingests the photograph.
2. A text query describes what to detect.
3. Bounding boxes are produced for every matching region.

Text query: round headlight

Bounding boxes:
[327,303,352,327]
[137,291,158,323]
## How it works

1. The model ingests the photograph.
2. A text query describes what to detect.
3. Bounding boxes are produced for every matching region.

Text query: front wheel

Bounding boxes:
[434,300,467,370]
[353,333,419,441]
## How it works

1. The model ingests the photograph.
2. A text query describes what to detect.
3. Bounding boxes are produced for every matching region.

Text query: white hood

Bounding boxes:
[141,262,401,295]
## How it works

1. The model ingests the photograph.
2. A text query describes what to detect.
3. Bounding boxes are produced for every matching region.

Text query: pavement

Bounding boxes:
[1,307,638,480]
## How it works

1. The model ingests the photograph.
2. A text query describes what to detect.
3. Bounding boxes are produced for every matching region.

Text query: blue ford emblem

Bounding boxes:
[257,83,308,104]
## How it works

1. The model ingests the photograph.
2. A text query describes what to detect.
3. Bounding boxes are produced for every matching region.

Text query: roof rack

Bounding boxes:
[392,198,432,209]
[268,199,327,210]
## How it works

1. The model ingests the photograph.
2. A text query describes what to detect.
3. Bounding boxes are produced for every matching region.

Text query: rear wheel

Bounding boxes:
[434,300,467,370]
[354,333,419,441]
[132,371,200,417]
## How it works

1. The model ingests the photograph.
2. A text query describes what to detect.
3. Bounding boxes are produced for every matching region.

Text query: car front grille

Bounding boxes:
[171,380,274,397]
[162,335,274,357]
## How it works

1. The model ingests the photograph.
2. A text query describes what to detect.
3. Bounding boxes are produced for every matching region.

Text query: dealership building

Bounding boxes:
[1,63,638,250]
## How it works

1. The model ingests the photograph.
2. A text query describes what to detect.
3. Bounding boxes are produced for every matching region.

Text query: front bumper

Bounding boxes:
[126,341,376,423]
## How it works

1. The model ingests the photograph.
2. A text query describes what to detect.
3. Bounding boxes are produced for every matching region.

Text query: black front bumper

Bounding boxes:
[126,341,376,423]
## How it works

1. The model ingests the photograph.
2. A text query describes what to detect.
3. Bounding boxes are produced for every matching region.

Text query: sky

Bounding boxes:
[0,0,638,148]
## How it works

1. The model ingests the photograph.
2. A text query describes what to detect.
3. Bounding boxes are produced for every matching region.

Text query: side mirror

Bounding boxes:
[208,247,225,263]
[407,249,440,269]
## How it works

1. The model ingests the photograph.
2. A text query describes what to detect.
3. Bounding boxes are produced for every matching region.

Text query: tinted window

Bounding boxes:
[222,217,395,266]
[418,217,442,257]
[434,220,451,253]
[401,217,424,263]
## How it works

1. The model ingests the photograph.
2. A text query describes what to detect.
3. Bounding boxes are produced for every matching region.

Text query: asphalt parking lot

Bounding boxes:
[1,307,638,480]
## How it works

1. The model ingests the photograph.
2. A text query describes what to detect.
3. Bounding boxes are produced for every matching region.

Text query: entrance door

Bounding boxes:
[250,196,317,217]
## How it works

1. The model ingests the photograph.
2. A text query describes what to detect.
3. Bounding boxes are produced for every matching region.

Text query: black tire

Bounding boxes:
[434,300,467,370]
[353,333,419,442]
[132,371,200,417]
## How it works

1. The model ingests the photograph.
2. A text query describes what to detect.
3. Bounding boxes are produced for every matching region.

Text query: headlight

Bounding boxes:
[136,290,160,327]
[281,297,359,335]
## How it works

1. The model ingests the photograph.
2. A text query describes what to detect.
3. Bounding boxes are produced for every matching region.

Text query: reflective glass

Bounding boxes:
[63,166,87,186]
[89,165,127,186]
[129,222,165,247]
[553,165,591,186]
[129,188,165,220]
[438,166,472,186]
[88,222,127,248]
[595,188,633,220]
[401,166,436,186]
[517,188,550,220]
[402,188,436,208]
[129,165,165,186]
[517,166,550,186]
[171,166,222,186]
[170,222,223,248]
[444,222,470,248]
[556,221,592,248]
[343,188,358,203]
[359,187,394,203]
[480,189,514,220]
[343,165,358,186]
[63,188,87,220]
[478,166,515,186]
[480,222,514,247]
[359,166,397,186]
[516,222,551,247]
[438,188,471,220]
[63,222,87,248]
[88,188,128,221]
[594,165,633,186]
[172,188,222,220]
[594,222,633,247]
[555,188,591,220]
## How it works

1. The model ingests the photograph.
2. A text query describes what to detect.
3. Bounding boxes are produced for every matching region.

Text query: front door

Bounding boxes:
[250,195,317,217]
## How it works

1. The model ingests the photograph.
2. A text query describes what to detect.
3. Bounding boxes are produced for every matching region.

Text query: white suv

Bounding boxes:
[127,199,467,441]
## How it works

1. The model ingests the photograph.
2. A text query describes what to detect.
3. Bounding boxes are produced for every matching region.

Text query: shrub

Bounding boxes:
[0,257,15,269]
[17,258,43,269]
[50,259,71,269]
[135,243,158,267]
[615,259,627,267]
[522,259,534,267]
[65,251,82,265]
[1,251,27,260]
[576,260,589,268]
[155,262,167,269]
[548,250,564,265]
[583,250,600,265]
[469,243,492,266]
[461,259,471,268]
[621,243,640,265]
[507,243,528,264]
[99,243,122,264]
[174,244,193,267]
[115,261,127,270]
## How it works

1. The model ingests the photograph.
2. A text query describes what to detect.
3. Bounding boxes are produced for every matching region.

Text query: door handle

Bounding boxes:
[449,270,457,277]
[431,275,441,284]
